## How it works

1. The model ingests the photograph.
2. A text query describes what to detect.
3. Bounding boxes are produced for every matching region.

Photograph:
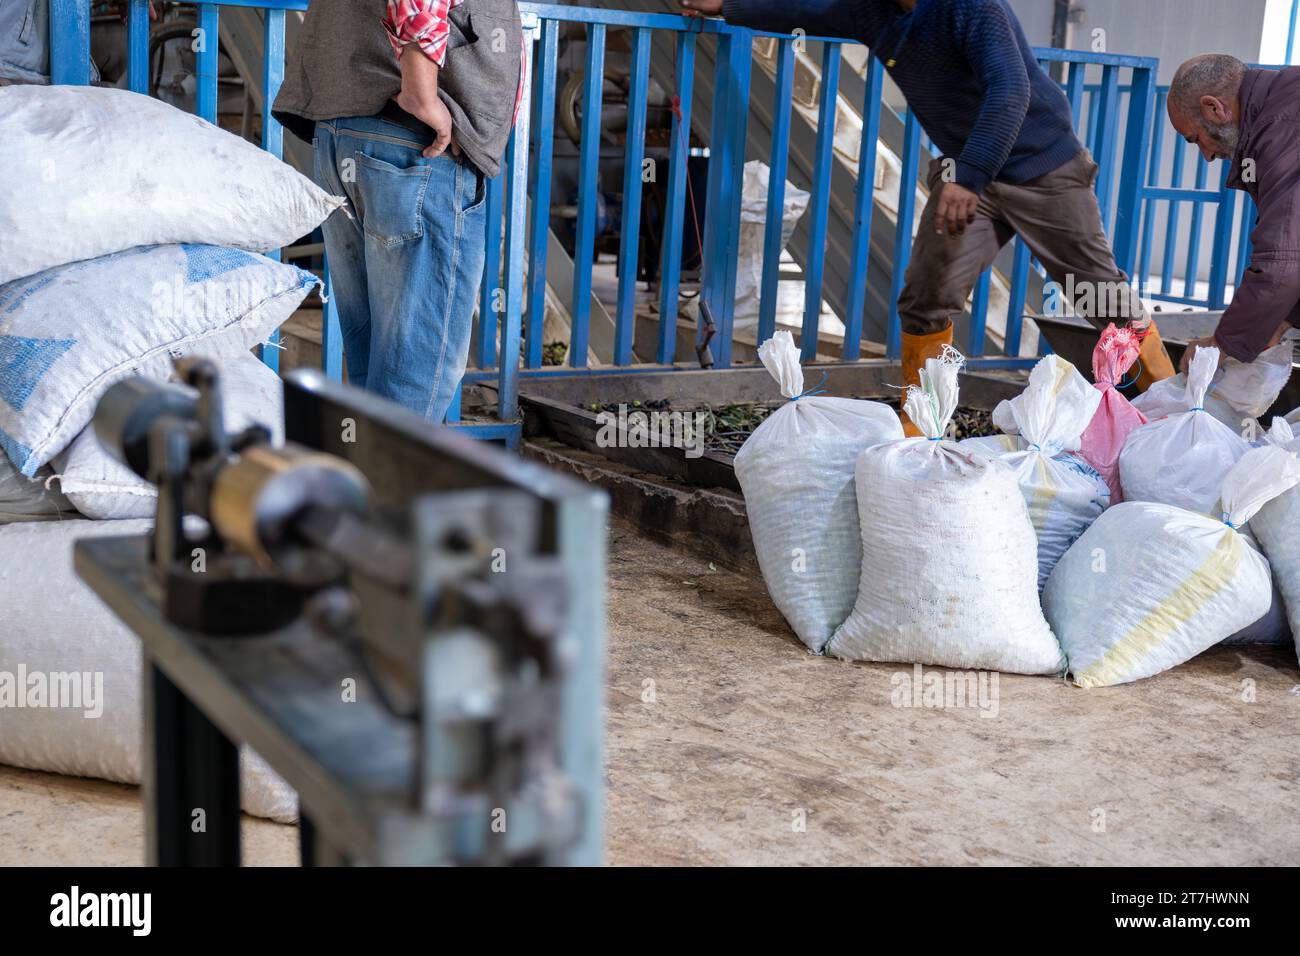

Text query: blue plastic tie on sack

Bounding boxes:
[790,371,829,402]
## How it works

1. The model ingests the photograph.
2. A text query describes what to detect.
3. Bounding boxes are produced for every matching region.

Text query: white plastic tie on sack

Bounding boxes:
[1185,346,1219,412]
[1219,445,1300,529]
[903,345,965,439]
[757,330,804,400]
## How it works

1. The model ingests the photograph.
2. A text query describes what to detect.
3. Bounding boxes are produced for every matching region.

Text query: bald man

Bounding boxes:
[1167,54,1300,371]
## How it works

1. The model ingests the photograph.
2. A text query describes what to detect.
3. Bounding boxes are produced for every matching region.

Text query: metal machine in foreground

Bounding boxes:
[74,361,607,866]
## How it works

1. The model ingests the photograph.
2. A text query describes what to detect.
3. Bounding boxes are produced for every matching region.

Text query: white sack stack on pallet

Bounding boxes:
[735,331,903,653]
[960,354,1109,591]
[828,347,1064,674]
[1044,445,1300,687]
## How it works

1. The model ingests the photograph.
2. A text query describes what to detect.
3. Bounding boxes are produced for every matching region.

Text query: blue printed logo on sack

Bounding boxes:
[0,244,319,477]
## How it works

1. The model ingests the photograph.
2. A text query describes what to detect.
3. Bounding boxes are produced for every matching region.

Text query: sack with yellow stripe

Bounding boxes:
[960,355,1109,591]
[1043,445,1300,687]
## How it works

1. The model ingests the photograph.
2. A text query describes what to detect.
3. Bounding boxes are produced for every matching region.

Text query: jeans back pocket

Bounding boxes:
[354,151,434,246]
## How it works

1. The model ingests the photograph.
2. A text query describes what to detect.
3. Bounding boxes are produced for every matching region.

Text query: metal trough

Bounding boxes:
[520,361,1029,492]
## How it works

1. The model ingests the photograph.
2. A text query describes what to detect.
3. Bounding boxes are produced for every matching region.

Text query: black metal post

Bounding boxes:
[144,661,241,866]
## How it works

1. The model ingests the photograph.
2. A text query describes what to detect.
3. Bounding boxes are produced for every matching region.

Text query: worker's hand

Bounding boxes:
[1179,335,1220,374]
[681,0,725,16]
[393,44,458,159]
[934,182,979,237]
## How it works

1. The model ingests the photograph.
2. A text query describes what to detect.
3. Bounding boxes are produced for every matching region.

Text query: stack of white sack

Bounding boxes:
[1252,417,1300,663]
[734,332,903,653]
[1119,347,1250,518]
[1132,333,1295,429]
[1043,446,1300,686]
[827,347,1064,674]
[959,354,1109,591]
[0,84,343,514]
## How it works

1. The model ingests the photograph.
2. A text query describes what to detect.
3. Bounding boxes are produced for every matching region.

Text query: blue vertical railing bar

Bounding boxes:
[1138,88,1167,292]
[321,254,344,382]
[1112,63,1154,283]
[1085,87,1100,155]
[799,41,841,362]
[841,55,884,362]
[127,0,150,92]
[1206,164,1237,311]
[1288,0,1300,64]
[700,29,751,370]
[656,29,696,365]
[478,173,505,367]
[1236,192,1255,286]
[524,18,559,369]
[1064,60,1085,127]
[886,111,921,360]
[260,8,287,373]
[568,22,606,368]
[1183,156,1209,298]
[499,32,535,424]
[968,268,991,356]
[757,38,795,350]
[49,0,90,85]
[613,28,651,366]
[1160,136,1187,295]
[1004,240,1032,358]
[196,4,220,124]
[1092,65,1120,234]
[445,380,462,423]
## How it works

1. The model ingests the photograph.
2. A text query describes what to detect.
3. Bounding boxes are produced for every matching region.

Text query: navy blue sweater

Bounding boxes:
[720,0,1083,193]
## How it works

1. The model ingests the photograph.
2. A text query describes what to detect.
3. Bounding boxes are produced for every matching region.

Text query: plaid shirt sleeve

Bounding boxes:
[384,0,458,67]
[385,0,525,127]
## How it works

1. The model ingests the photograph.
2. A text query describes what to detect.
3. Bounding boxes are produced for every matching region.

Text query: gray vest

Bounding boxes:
[272,0,522,178]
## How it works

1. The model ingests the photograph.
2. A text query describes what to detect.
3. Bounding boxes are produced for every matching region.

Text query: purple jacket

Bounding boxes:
[1218,67,1300,362]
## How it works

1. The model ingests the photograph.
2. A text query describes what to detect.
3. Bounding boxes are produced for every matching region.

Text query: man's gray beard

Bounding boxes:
[1202,119,1240,156]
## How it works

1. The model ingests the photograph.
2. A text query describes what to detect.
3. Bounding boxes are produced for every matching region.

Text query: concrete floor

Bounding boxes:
[3,519,1299,866]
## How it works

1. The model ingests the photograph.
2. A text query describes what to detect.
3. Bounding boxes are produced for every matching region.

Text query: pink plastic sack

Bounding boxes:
[1079,324,1148,502]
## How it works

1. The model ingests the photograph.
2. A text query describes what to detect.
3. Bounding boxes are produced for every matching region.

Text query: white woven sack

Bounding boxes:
[959,355,1109,590]
[734,331,903,653]
[1133,336,1294,427]
[827,347,1063,674]
[0,244,316,477]
[1119,347,1250,517]
[0,85,345,285]
[1044,446,1300,687]
[53,351,285,520]
[1252,418,1300,664]
[0,518,297,821]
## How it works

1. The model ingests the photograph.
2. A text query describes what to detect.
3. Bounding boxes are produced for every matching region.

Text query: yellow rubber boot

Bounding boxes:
[1133,322,1176,393]
[899,323,954,437]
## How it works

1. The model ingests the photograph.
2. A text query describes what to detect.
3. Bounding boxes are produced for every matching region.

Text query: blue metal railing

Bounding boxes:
[48,2,1168,436]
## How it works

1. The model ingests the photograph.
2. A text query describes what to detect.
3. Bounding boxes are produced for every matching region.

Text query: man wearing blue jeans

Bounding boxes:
[273,0,522,423]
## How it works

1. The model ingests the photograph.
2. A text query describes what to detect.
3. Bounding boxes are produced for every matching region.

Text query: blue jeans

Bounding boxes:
[313,116,486,423]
